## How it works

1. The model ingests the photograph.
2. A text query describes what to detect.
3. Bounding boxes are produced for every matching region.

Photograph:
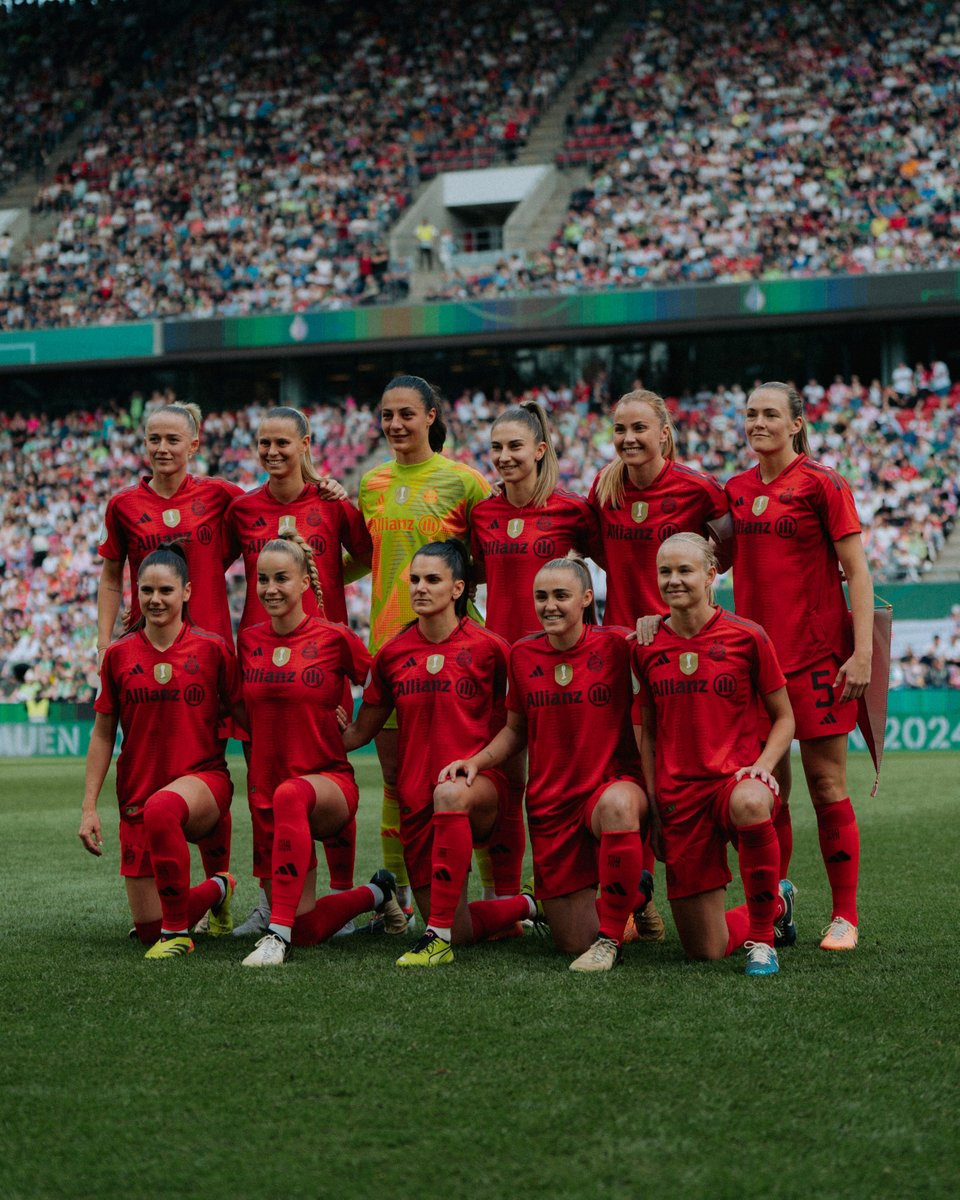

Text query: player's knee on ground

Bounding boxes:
[728,780,774,827]
[433,778,470,813]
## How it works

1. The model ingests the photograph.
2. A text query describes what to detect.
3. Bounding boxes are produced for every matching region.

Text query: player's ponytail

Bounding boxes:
[594,390,676,510]
[262,406,323,484]
[134,541,191,628]
[261,531,325,615]
[412,538,471,618]
[491,401,559,507]
[658,532,718,604]
[384,375,447,452]
[540,551,597,624]
[747,381,811,455]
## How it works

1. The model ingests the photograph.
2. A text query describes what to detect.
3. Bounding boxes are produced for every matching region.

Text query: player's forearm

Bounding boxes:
[342,703,388,751]
[846,560,874,664]
[97,560,124,647]
[82,729,114,807]
[472,724,525,771]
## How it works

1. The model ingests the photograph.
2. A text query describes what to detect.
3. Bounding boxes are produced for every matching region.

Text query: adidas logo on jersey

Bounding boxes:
[653,653,670,667]
[137,513,151,524]
[253,516,267,528]
[401,656,417,669]
[489,519,500,529]
[529,665,544,678]
[820,711,838,725]
[734,497,745,507]
[129,663,145,675]
[249,646,263,657]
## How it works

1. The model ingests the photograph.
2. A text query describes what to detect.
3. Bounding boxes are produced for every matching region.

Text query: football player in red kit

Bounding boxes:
[342,540,534,966]
[588,390,730,943]
[225,406,371,935]
[442,553,649,973]
[632,533,795,976]
[726,382,873,951]
[237,530,406,967]
[79,544,241,959]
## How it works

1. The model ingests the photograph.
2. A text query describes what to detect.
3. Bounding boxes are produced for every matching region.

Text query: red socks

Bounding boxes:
[817,798,860,924]
[486,785,526,896]
[597,830,644,942]
[468,895,531,941]
[143,789,193,931]
[133,880,223,945]
[429,811,474,930]
[773,801,793,878]
[322,815,356,892]
[270,778,318,928]
[737,818,780,945]
[291,885,377,946]
[197,809,231,877]
[724,905,751,955]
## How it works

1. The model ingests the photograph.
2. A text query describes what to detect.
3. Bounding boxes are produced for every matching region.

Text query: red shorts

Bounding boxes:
[660,774,779,901]
[529,776,640,902]
[249,770,357,880]
[118,770,233,878]
[401,767,509,892]
[759,654,857,742]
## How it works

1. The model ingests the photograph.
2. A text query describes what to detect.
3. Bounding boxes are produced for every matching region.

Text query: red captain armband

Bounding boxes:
[705,512,734,573]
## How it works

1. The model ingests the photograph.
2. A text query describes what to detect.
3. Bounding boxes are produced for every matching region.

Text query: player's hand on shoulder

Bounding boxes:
[636,614,662,645]
[317,476,348,502]
[120,607,133,632]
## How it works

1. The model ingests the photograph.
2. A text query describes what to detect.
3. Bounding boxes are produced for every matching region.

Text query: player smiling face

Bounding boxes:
[144,411,199,481]
[408,552,464,619]
[744,387,802,457]
[380,386,435,460]
[534,563,593,646]
[138,563,191,631]
[656,535,717,616]
[257,549,309,621]
[612,397,669,474]
[490,419,545,488]
[258,416,308,481]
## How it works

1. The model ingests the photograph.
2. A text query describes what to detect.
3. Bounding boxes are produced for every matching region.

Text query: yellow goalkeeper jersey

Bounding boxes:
[359,453,491,652]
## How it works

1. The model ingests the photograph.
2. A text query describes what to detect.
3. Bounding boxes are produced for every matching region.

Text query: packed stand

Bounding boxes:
[428,0,960,300]
[0,393,380,705]
[892,624,960,690]
[0,0,611,331]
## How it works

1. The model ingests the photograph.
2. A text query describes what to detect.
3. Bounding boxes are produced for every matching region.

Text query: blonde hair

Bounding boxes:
[149,402,203,436]
[537,551,597,624]
[594,390,677,510]
[491,400,559,507]
[261,531,325,614]
[746,381,811,455]
[261,406,323,484]
[658,532,718,604]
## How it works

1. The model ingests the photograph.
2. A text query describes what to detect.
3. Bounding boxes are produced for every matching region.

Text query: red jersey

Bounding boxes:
[725,455,861,674]
[633,607,786,800]
[225,483,372,631]
[96,623,240,818]
[363,618,509,815]
[507,625,640,824]
[99,474,242,642]
[471,487,601,643]
[588,460,729,625]
[239,615,371,803]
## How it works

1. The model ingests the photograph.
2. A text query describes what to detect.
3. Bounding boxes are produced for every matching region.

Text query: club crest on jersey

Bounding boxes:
[555,663,573,686]
[752,496,769,516]
[279,515,297,534]
[631,501,648,524]
[507,518,525,539]
[679,653,699,676]
[423,487,438,504]
[162,509,181,528]
[154,663,173,684]
[272,647,292,667]
[426,654,444,675]
[394,486,410,506]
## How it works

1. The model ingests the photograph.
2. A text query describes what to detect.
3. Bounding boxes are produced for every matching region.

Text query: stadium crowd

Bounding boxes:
[426,0,960,301]
[0,0,609,329]
[2,362,956,705]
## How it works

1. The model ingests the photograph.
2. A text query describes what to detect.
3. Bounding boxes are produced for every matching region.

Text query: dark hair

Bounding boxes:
[746,381,811,455]
[383,374,447,452]
[537,551,598,624]
[491,401,559,506]
[411,538,470,617]
[135,542,191,627]
[260,406,322,484]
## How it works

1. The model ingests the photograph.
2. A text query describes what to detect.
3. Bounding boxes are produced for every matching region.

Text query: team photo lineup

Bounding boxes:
[77,373,873,977]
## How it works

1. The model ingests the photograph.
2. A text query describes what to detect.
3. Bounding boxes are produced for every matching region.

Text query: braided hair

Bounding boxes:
[260,530,325,615]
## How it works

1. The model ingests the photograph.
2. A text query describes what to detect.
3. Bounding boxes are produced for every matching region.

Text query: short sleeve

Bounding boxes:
[340,625,374,685]
[338,499,373,565]
[752,627,787,696]
[94,647,120,715]
[818,473,861,543]
[98,495,125,562]
[362,647,394,708]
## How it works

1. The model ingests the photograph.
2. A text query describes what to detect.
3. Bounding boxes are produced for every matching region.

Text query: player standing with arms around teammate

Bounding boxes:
[726,382,873,950]
[225,407,372,937]
[237,532,407,967]
[442,553,650,973]
[343,541,535,966]
[357,377,492,923]
[588,389,731,942]
[79,544,241,958]
[633,534,795,976]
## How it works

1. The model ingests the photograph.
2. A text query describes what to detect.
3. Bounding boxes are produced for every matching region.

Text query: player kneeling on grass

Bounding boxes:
[237,532,407,967]
[79,544,240,959]
[632,533,796,977]
[342,540,534,966]
[441,553,650,973]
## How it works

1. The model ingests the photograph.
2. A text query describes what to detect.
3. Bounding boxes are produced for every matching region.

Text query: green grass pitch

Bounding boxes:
[1,753,957,1199]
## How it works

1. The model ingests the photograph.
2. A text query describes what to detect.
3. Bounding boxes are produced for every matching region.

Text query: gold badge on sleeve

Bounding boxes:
[154,663,173,684]
[278,515,296,534]
[631,501,648,524]
[555,663,573,686]
[162,509,181,528]
[426,654,444,675]
[272,647,291,667]
[752,496,769,516]
[679,653,699,676]
[507,518,524,539]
